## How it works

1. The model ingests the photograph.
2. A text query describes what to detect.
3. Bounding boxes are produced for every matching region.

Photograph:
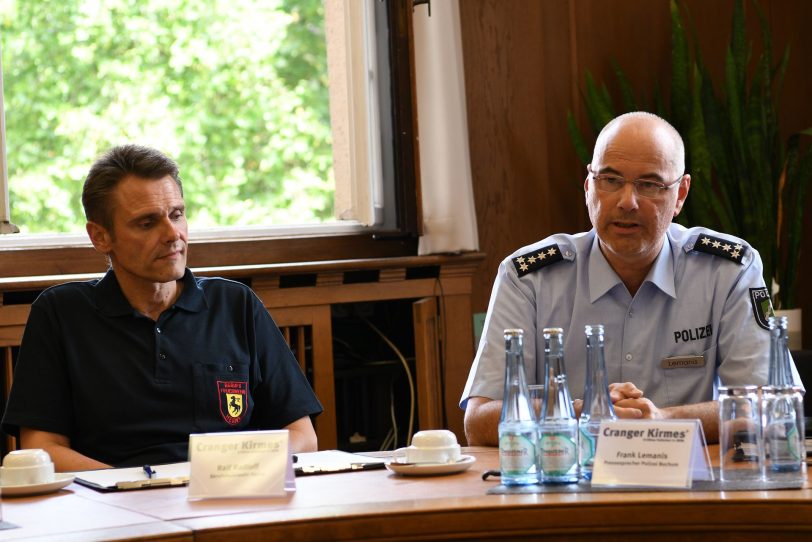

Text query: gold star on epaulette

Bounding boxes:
[512,243,565,277]
[692,234,747,264]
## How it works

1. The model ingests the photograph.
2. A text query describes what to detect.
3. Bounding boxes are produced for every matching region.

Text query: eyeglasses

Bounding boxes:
[588,166,683,199]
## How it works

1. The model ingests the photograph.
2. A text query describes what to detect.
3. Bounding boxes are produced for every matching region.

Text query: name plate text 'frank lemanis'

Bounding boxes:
[591,420,712,488]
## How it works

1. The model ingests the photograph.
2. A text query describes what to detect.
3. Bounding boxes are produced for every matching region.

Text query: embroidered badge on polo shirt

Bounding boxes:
[512,244,564,277]
[218,380,247,425]
[693,234,746,264]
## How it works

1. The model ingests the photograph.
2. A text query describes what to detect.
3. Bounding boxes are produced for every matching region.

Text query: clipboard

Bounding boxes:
[293,450,385,476]
[73,462,190,492]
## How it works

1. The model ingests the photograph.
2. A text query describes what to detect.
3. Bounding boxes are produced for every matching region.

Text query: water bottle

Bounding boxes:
[763,385,805,477]
[768,316,794,386]
[498,329,538,485]
[538,327,579,483]
[578,324,616,480]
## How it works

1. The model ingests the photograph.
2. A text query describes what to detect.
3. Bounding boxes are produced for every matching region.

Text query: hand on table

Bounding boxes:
[573,381,662,419]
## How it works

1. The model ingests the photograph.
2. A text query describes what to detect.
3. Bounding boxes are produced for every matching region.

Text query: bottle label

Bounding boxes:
[578,426,596,466]
[539,433,577,475]
[787,425,802,460]
[769,424,803,462]
[499,434,536,474]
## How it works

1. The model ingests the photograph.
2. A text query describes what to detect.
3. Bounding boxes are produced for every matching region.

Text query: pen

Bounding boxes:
[143,465,156,479]
[116,477,189,490]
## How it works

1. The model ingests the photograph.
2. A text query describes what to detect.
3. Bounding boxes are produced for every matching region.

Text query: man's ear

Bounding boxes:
[86,221,112,254]
[672,174,691,217]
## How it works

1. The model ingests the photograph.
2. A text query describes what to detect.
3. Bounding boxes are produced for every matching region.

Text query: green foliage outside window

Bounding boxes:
[1,0,334,234]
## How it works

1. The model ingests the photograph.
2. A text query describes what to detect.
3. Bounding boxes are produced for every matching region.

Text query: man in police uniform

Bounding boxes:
[2,145,322,471]
[461,112,800,446]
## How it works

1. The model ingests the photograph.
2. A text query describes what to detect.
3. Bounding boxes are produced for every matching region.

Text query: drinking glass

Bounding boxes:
[719,386,763,482]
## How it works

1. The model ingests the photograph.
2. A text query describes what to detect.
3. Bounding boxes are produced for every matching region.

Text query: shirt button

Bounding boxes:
[625,353,633,361]
[159,353,167,360]
[227,365,234,372]
[156,327,162,334]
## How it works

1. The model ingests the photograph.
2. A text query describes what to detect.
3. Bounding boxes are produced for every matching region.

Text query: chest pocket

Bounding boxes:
[193,362,253,431]
[662,344,717,406]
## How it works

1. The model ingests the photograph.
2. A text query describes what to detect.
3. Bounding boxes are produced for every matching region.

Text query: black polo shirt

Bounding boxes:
[2,269,322,467]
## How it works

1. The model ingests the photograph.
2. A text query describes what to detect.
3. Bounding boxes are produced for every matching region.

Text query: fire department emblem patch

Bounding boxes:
[218,380,247,425]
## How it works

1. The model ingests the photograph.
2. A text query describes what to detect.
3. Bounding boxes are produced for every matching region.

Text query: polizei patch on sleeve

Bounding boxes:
[749,287,775,330]
[512,244,564,277]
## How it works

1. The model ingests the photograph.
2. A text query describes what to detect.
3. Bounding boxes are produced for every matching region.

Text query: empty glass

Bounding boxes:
[718,386,763,482]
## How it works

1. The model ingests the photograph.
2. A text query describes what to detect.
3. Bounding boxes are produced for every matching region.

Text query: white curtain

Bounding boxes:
[413,0,479,255]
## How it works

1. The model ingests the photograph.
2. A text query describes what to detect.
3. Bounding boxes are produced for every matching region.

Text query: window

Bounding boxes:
[0,0,416,252]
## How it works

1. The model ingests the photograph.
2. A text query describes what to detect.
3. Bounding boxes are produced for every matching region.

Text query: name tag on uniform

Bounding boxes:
[661,355,705,369]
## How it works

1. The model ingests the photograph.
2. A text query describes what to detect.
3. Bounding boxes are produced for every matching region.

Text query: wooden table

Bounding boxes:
[3,447,812,541]
[0,491,191,541]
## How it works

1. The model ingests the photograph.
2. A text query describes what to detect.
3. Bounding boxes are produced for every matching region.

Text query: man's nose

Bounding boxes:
[160,216,181,241]
[616,182,639,210]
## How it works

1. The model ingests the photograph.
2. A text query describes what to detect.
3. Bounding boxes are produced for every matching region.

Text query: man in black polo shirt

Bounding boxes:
[2,145,323,471]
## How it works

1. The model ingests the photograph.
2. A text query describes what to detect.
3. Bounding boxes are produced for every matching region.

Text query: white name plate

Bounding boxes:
[187,430,293,499]
[591,419,712,488]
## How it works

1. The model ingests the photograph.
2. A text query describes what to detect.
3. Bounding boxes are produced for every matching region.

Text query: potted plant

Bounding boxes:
[568,0,812,334]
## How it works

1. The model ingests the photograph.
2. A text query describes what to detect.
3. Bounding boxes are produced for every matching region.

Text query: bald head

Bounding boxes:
[592,112,685,179]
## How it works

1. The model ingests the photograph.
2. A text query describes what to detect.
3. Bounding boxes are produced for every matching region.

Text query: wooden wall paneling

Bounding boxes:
[459,0,553,314]
[439,293,474,442]
[539,0,590,238]
[412,297,443,431]
[568,0,671,146]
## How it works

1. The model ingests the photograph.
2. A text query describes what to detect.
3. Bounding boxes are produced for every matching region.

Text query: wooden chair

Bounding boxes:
[268,305,337,449]
[0,303,29,454]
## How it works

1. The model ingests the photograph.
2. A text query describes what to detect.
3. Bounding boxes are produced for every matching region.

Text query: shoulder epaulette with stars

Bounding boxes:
[693,233,747,264]
[512,243,564,277]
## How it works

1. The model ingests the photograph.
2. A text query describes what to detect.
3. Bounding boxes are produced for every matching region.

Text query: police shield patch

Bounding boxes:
[749,287,774,330]
[218,380,247,425]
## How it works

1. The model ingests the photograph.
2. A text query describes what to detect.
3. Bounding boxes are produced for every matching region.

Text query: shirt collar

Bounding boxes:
[588,235,622,302]
[646,236,677,299]
[588,232,676,302]
[94,268,207,317]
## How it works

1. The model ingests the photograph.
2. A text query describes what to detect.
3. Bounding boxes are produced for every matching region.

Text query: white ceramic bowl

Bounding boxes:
[1,449,55,486]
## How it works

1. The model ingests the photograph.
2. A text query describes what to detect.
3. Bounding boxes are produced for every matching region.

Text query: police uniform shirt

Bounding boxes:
[460,223,800,410]
[2,268,323,467]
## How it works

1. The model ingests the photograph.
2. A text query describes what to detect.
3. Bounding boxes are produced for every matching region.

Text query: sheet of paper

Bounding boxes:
[293,450,385,475]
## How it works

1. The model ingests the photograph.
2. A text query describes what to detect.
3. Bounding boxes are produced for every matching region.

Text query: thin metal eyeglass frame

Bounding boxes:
[587,166,683,198]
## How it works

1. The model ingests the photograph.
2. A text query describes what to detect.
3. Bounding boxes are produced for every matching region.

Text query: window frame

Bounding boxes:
[0,0,420,278]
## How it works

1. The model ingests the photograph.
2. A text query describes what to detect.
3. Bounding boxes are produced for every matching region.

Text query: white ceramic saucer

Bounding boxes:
[0,473,75,497]
[386,455,475,476]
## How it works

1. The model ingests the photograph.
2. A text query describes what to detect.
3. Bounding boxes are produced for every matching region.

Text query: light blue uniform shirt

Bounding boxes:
[461,224,800,410]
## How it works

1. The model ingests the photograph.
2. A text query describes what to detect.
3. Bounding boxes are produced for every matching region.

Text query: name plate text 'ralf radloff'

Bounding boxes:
[591,420,712,488]
[187,430,293,499]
